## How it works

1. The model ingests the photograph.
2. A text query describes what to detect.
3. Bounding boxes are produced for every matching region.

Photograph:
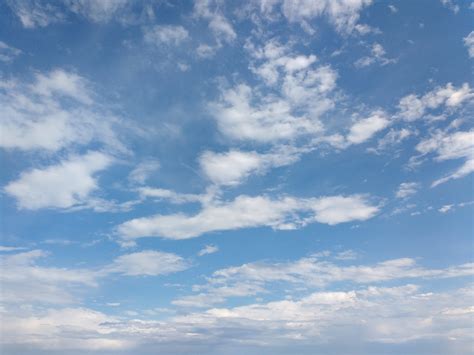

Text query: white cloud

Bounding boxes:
[6,0,65,28]
[143,25,189,46]
[200,150,263,186]
[0,250,97,304]
[199,148,300,186]
[416,129,474,186]
[440,0,460,13]
[398,83,474,121]
[463,31,474,58]
[334,250,358,260]
[4,151,113,210]
[396,182,420,199]
[280,0,373,34]
[176,254,474,307]
[439,204,454,213]
[370,128,413,153]
[102,250,189,276]
[31,68,93,104]
[347,111,390,144]
[138,187,207,204]
[194,0,236,44]
[128,160,160,185]
[0,41,22,63]
[0,69,128,153]
[117,194,379,241]
[198,245,219,256]
[354,43,397,68]
[211,42,337,143]
[1,248,189,305]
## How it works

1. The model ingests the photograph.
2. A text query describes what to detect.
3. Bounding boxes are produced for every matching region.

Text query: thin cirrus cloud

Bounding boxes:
[117,194,379,242]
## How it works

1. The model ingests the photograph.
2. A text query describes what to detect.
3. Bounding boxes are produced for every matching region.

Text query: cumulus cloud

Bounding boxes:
[211,41,337,143]
[4,151,113,210]
[199,148,300,186]
[117,194,379,241]
[398,83,474,121]
[0,69,128,153]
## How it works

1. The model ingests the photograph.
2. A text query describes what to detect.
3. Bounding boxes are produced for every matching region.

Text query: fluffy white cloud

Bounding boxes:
[4,151,113,210]
[103,250,189,276]
[211,42,336,143]
[0,69,128,152]
[396,182,420,199]
[143,25,189,46]
[117,194,379,241]
[199,148,300,186]
[347,111,390,144]
[464,31,474,58]
[398,83,474,121]
[200,150,263,186]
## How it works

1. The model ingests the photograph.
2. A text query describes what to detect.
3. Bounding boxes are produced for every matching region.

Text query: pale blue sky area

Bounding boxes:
[1,1,473,354]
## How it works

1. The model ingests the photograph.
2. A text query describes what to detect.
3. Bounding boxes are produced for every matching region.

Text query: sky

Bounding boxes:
[0,0,473,354]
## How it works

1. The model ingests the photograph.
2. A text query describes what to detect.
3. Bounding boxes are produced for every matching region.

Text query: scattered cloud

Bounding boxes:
[463,31,474,58]
[396,182,420,199]
[398,83,473,121]
[416,129,474,187]
[117,194,379,241]
[354,43,397,68]
[0,69,129,153]
[102,250,189,276]
[4,151,113,210]
[198,244,219,256]
[346,110,390,144]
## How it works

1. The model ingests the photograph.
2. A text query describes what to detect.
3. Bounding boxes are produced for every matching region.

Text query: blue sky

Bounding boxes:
[0,0,473,354]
